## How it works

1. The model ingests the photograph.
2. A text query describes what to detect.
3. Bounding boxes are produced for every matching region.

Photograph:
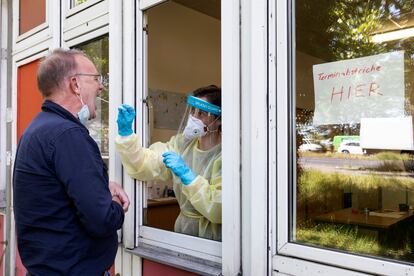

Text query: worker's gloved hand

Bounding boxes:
[117,104,135,136]
[162,152,196,185]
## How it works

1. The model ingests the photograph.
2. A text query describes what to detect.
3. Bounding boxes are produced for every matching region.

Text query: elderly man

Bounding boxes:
[13,48,129,275]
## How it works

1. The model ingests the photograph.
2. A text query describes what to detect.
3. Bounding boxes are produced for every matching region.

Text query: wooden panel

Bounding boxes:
[144,198,180,231]
[143,259,199,276]
[17,60,43,141]
[19,0,46,34]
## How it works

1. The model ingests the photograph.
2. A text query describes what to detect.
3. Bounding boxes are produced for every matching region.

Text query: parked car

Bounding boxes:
[337,141,364,154]
[298,141,323,152]
[333,135,360,151]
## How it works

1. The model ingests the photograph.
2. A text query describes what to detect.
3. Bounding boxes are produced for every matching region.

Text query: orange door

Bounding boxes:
[17,60,43,141]
[15,59,42,276]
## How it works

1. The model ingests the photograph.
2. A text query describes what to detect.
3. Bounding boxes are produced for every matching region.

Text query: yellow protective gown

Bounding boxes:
[115,133,222,241]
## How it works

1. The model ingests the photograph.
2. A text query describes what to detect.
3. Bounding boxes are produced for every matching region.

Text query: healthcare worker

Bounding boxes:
[115,85,222,241]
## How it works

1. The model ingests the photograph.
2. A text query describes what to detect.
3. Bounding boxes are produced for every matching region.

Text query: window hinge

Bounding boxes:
[143,95,152,107]
[6,151,12,166]
[143,24,148,35]
[6,108,12,123]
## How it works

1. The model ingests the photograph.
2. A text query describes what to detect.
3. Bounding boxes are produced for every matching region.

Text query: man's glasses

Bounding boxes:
[74,73,104,84]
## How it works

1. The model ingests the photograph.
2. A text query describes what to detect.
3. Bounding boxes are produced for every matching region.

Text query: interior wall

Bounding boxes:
[147,1,221,142]
[147,1,221,93]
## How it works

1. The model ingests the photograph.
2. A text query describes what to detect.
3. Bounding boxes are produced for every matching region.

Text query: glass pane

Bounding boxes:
[293,0,414,263]
[19,0,46,35]
[143,1,221,241]
[71,0,89,8]
[74,36,109,165]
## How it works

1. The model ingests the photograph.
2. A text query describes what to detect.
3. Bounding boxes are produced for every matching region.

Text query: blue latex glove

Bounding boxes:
[117,104,135,136]
[162,152,196,185]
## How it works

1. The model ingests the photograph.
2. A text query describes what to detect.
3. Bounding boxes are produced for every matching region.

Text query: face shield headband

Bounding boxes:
[186,96,221,116]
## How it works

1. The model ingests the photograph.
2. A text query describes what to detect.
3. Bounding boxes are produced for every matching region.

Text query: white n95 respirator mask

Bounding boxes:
[183,115,207,139]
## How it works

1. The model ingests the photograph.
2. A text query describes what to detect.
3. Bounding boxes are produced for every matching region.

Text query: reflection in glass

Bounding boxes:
[294,0,414,263]
[74,36,109,165]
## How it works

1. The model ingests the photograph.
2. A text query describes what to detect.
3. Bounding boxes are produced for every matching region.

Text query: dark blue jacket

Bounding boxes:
[13,100,124,276]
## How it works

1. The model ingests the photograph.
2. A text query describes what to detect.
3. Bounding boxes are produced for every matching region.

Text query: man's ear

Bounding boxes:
[69,76,80,93]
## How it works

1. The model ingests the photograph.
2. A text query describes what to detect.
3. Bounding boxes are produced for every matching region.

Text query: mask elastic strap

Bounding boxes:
[74,77,84,105]
[206,115,221,133]
[76,93,85,106]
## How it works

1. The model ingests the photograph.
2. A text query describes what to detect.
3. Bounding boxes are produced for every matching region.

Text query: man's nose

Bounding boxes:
[98,83,104,94]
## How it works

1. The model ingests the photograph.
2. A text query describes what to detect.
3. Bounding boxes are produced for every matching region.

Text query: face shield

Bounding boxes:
[178,96,222,140]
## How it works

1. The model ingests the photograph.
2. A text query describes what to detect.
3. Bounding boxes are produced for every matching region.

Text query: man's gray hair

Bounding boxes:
[37,48,86,97]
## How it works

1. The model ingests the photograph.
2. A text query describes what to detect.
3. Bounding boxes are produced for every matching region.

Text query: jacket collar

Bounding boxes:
[42,100,88,130]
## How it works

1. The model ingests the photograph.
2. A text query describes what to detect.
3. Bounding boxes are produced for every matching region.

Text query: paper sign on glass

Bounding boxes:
[312,51,405,125]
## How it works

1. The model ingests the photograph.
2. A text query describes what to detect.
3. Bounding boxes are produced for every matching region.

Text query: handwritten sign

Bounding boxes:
[313,51,405,125]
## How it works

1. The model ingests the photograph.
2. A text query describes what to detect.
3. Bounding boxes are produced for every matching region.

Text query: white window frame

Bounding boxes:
[239,0,269,275]
[0,0,9,193]
[63,27,108,49]
[12,0,57,55]
[271,1,414,275]
[129,0,241,273]
[139,0,166,11]
[62,0,108,45]
[119,0,135,250]
[64,0,104,17]
[13,0,49,40]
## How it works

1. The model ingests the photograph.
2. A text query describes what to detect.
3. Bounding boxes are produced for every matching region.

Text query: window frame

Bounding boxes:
[129,1,242,273]
[13,0,60,55]
[139,0,167,11]
[14,0,49,42]
[63,27,108,49]
[271,1,414,275]
[0,0,9,194]
[238,0,269,275]
[65,0,104,17]
[62,0,108,45]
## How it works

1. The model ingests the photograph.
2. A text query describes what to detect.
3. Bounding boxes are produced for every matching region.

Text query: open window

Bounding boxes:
[136,1,223,261]
[143,0,221,235]
[274,0,414,274]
